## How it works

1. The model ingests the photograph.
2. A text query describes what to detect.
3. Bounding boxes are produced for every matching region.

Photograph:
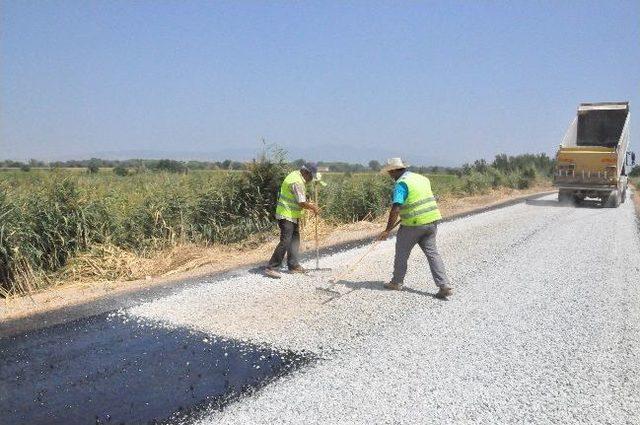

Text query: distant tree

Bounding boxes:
[131,159,146,174]
[87,158,100,174]
[186,161,208,170]
[489,153,553,177]
[629,165,640,177]
[113,166,129,176]
[368,160,381,172]
[20,164,31,172]
[28,158,45,168]
[319,161,367,173]
[221,159,232,169]
[1,160,23,168]
[155,159,188,173]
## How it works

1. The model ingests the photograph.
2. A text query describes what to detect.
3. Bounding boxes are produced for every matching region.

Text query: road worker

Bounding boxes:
[264,163,320,278]
[378,158,453,299]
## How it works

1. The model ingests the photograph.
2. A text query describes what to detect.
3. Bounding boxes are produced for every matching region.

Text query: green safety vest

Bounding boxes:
[275,170,306,219]
[398,172,442,226]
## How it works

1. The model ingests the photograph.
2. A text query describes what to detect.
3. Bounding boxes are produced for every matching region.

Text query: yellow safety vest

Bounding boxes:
[275,170,306,219]
[398,172,442,226]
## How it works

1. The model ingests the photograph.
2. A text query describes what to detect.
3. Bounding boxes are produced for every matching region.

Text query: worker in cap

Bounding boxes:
[265,162,320,278]
[379,158,453,298]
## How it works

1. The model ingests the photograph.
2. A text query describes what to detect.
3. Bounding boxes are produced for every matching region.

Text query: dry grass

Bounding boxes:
[42,214,356,286]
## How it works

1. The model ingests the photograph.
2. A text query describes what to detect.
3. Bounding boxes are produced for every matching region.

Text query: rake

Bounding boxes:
[310,180,332,272]
[316,220,400,296]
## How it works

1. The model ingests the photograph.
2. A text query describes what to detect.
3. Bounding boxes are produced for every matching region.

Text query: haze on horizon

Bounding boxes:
[1,1,638,166]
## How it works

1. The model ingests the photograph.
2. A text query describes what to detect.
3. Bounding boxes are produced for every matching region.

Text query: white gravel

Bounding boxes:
[125,193,640,424]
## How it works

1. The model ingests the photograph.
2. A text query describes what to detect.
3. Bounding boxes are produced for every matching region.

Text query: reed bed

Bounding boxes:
[0,164,533,296]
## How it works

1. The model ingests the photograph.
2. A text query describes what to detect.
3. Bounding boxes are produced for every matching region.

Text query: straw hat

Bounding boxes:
[381,157,410,173]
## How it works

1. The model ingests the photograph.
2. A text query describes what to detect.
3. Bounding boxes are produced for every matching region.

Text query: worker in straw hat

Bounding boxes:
[378,157,453,299]
[264,162,320,279]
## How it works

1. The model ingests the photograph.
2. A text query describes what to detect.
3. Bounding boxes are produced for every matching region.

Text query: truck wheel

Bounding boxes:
[572,194,584,205]
[604,190,621,208]
[621,189,627,203]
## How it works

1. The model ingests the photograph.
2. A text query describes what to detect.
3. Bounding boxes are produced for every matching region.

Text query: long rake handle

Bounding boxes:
[329,220,400,283]
[314,184,319,269]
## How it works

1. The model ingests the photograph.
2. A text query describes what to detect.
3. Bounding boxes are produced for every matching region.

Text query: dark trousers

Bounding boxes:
[268,219,301,269]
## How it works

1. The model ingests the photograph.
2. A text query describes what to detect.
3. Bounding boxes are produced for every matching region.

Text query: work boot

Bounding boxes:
[264,267,282,279]
[435,285,453,299]
[288,265,307,274]
[384,281,403,291]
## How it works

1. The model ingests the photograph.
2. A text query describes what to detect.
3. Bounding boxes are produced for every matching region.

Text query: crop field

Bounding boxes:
[0,163,542,297]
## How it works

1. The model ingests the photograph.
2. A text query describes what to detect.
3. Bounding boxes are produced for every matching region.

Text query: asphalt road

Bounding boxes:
[2,192,639,424]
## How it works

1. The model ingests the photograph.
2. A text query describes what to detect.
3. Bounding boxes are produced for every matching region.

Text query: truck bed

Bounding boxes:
[577,107,627,148]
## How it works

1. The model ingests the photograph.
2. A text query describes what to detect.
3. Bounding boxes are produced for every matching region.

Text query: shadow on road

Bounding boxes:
[526,199,603,209]
[0,313,312,425]
[332,280,440,299]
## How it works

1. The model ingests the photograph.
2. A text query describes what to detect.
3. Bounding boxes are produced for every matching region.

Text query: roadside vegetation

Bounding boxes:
[629,165,640,187]
[0,151,552,296]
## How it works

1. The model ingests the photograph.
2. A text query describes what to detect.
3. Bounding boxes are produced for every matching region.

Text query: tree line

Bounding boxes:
[1,153,560,175]
[460,153,555,177]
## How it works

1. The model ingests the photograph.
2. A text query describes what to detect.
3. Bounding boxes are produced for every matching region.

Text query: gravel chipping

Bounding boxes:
[124,193,640,424]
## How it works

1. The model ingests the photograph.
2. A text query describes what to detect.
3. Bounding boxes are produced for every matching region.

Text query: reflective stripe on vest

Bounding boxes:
[398,172,442,226]
[275,170,306,219]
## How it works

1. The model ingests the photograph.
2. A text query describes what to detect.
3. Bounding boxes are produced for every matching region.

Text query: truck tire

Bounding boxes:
[572,194,585,205]
[621,188,627,203]
[604,190,621,208]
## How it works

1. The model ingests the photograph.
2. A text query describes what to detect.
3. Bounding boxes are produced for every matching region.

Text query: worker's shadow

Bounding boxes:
[336,280,440,299]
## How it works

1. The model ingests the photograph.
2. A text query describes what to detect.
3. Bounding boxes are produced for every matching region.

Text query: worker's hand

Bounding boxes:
[377,230,391,241]
[300,202,320,216]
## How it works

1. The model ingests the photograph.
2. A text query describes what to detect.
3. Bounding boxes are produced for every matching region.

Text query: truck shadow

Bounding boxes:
[0,312,312,425]
[526,199,604,209]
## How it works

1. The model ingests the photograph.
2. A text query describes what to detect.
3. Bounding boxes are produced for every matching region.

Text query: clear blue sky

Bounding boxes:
[1,1,638,165]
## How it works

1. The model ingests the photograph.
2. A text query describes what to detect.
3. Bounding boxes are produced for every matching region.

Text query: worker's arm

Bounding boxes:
[378,204,400,240]
[299,201,320,215]
[291,182,319,215]
[378,180,406,240]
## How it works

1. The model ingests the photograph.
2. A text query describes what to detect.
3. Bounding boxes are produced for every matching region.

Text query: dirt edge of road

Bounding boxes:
[0,187,555,335]
[632,183,640,223]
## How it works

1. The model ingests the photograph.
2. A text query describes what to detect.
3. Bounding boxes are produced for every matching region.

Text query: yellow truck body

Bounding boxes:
[554,102,635,207]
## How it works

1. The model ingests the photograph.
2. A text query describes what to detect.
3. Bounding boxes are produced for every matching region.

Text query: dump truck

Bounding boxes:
[554,102,636,207]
